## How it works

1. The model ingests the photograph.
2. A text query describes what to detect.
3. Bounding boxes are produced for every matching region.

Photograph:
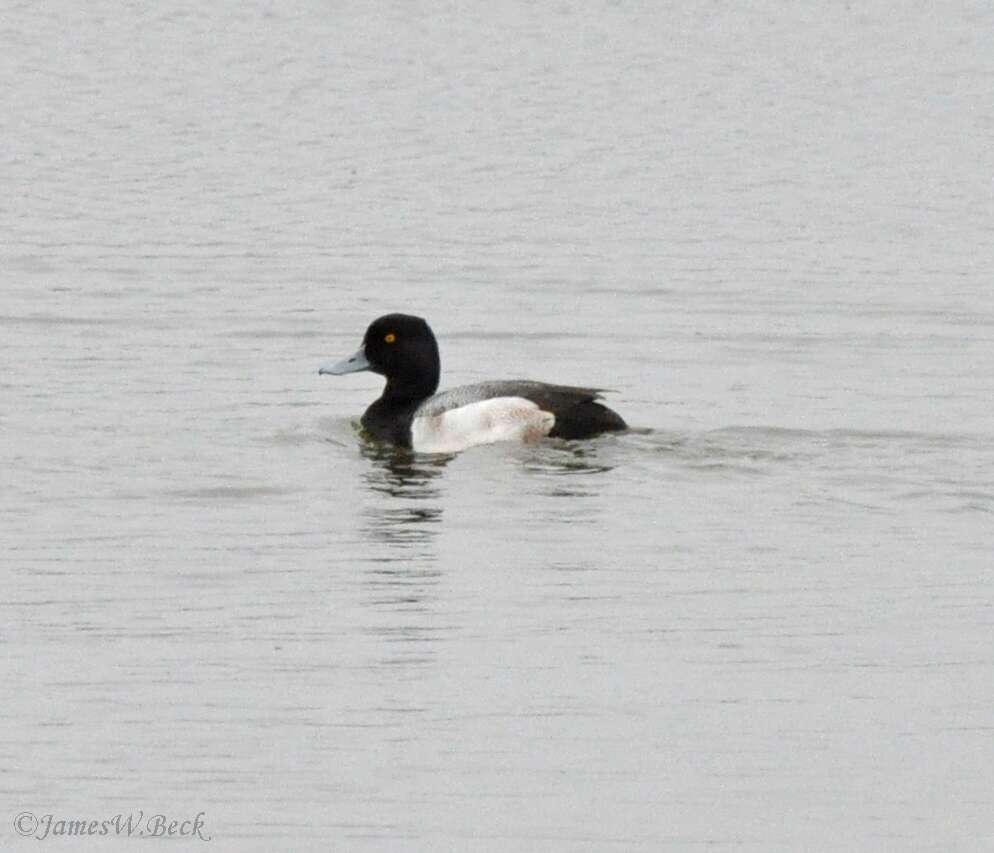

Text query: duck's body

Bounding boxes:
[320,314,626,454]
[376,380,622,453]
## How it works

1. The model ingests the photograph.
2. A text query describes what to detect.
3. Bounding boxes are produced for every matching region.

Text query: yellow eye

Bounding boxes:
[384,333,396,344]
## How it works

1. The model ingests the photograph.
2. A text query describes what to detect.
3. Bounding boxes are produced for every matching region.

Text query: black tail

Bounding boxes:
[549,400,627,439]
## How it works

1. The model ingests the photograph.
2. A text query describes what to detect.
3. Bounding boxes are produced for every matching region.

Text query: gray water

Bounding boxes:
[4,1,993,850]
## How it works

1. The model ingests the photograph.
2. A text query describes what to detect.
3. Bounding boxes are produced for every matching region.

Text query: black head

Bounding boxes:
[320,313,441,403]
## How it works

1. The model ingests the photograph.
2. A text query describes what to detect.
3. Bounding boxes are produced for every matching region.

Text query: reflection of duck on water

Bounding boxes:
[358,442,446,549]
[359,441,449,499]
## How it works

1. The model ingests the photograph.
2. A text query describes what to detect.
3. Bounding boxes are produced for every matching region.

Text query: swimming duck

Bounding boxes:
[319,314,627,453]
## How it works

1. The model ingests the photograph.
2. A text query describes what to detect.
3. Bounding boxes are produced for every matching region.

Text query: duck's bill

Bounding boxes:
[319,348,370,375]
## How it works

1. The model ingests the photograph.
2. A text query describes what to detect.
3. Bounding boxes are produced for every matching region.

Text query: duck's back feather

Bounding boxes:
[416,380,626,440]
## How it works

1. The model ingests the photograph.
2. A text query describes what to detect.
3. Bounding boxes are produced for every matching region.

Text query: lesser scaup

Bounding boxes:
[319,314,627,453]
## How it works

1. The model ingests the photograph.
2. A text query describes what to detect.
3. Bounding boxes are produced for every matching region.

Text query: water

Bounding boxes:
[4,1,993,850]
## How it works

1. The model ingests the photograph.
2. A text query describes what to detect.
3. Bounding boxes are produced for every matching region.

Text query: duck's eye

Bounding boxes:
[384,333,396,344]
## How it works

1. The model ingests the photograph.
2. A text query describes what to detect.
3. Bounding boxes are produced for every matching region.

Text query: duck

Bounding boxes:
[319,314,627,454]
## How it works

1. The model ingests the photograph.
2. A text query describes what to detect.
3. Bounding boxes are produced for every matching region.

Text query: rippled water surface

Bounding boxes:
[4,1,993,850]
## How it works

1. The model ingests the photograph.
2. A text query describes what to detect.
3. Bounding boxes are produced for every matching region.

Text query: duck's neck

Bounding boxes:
[381,367,439,406]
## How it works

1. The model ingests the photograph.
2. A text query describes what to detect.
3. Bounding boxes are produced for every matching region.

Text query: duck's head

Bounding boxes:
[320,313,441,399]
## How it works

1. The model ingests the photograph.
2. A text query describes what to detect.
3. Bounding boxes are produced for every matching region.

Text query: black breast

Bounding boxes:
[360,398,417,447]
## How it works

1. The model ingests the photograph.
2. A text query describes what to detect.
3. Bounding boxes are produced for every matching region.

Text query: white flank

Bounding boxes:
[410,397,555,454]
